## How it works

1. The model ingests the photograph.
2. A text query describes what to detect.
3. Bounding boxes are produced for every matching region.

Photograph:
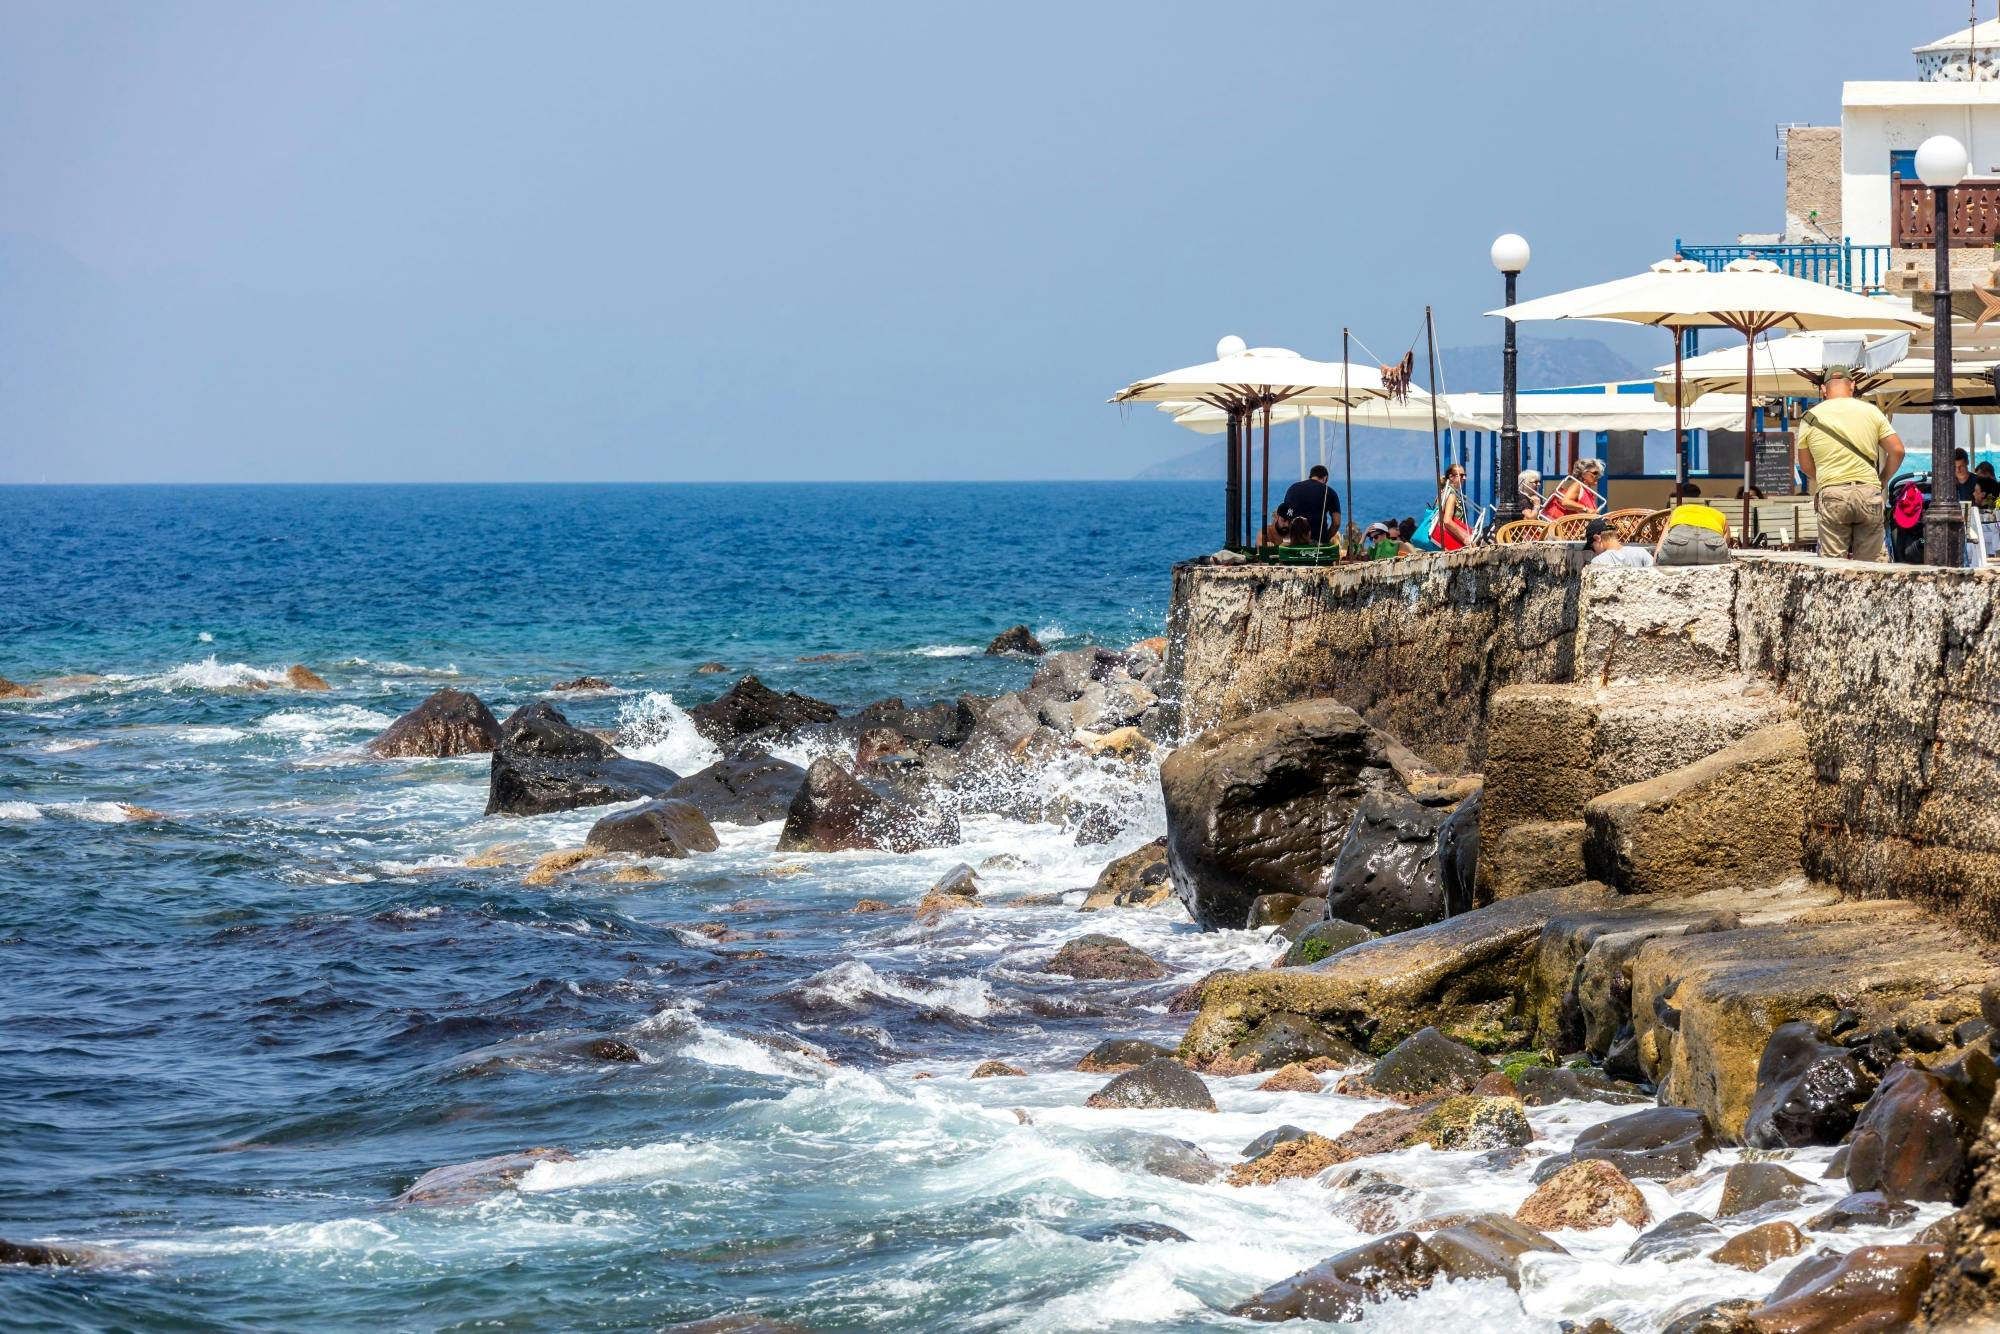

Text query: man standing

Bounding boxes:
[1794,365,1904,562]
[1584,517,1654,567]
[1281,465,1341,544]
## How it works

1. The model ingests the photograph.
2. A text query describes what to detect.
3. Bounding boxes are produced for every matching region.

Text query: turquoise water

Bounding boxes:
[6,480,1855,1333]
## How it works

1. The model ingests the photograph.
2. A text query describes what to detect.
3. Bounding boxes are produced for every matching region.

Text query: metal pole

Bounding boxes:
[1497,271,1522,524]
[1224,412,1240,549]
[1928,180,1967,565]
[1745,329,1757,502]
[1260,405,1272,548]
[1673,330,1688,503]
[1343,327,1354,558]
[1425,306,1444,509]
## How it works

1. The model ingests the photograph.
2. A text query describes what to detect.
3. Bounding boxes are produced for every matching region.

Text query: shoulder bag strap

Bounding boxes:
[1801,407,1881,477]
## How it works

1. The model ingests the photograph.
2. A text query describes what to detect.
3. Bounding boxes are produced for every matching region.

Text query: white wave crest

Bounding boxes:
[796,960,1003,1018]
[912,644,977,658]
[516,1141,720,1193]
[142,657,289,692]
[0,801,44,821]
[256,705,394,743]
[174,726,248,745]
[332,658,461,677]
[615,692,719,774]
[635,1004,828,1078]
[0,801,142,823]
[40,739,99,754]
[197,631,214,643]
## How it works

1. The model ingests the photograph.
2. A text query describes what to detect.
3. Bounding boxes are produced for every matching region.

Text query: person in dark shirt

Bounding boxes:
[1281,465,1341,544]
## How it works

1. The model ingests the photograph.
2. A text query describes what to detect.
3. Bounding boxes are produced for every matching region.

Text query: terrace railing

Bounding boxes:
[1892,173,2000,248]
[1673,239,1891,294]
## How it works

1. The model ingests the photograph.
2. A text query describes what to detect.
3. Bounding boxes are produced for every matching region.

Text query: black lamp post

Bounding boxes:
[1917,134,1968,567]
[1491,233,1531,525]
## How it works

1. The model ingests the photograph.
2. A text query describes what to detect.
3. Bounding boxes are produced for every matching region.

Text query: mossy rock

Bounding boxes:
[1498,1049,1558,1082]
[1411,1095,1534,1152]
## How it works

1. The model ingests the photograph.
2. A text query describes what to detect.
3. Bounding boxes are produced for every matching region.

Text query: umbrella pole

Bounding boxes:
[1743,324,1758,505]
[1426,305,1443,510]
[1344,327,1355,560]
[1672,331,1687,504]
[1260,405,1272,549]
[1224,411,1240,549]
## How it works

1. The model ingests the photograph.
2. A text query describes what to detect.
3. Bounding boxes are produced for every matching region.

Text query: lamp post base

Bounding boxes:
[1924,501,1968,568]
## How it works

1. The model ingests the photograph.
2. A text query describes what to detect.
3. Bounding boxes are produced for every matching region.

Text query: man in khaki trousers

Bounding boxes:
[1793,365,1905,562]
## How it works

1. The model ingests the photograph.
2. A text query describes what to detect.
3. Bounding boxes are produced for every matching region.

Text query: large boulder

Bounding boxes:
[1161,699,1384,930]
[665,752,807,825]
[370,687,502,758]
[774,757,957,853]
[1742,1020,1878,1149]
[1084,1059,1215,1112]
[984,625,1044,656]
[1514,1159,1650,1232]
[1042,934,1166,981]
[1346,1027,1492,1102]
[485,703,680,817]
[584,799,720,858]
[689,675,838,748]
[1436,789,1479,917]
[1214,1013,1364,1074]
[1321,791,1446,935]
[1716,1162,1811,1217]
[1080,839,1174,912]
[1542,1107,1716,1183]
[1229,1233,1442,1323]
[1846,1059,1995,1204]
[1076,1039,1175,1073]
[1425,1214,1566,1289]
[1751,1244,1941,1332]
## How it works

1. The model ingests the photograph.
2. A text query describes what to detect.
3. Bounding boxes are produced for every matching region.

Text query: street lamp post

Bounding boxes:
[1918,134,1968,567]
[1491,234,1531,525]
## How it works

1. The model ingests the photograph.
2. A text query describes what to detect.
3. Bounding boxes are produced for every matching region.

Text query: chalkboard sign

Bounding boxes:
[1753,432,1799,497]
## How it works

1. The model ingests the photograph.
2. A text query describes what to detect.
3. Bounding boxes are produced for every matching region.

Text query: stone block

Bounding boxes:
[1582,721,1809,897]
[1575,563,1738,686]
[1486,820,1585,901]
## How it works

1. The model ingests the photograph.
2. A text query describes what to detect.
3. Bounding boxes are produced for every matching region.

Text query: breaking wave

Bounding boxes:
[614,692,719,774]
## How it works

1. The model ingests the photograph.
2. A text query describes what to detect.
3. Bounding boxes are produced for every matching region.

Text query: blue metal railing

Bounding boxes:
[1672,238,1892,294]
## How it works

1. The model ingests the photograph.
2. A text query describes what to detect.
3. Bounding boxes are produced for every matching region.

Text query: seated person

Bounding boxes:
[1516,469,1544,518]
[1283,514,1313,547]
[1654,501,1730,566]
[1394,516,1420,557]
[1362,521,1397,559]
[1585,517,1654,567]
[1281,465,1341,543]
[1258,504,1298,547]
[1540,458,1605,519]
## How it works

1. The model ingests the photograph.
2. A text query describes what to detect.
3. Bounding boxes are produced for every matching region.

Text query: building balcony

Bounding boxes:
[1673,239,1892,294]
[1892,174,2000,248]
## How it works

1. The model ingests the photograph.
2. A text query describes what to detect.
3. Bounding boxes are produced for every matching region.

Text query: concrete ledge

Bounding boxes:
[1576,563,1739,685]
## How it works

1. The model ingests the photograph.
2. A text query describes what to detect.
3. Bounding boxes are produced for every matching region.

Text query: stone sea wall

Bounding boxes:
[1168,549,2000,933]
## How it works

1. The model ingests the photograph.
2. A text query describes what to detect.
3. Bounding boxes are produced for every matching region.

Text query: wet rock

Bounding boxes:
[1710,1220,1807,1272]
[1741,1021,1878,1150]
[370,687,503,757]
[549,675,612,692]
[1069,802,1120,846]
[1218,1013,1363,1074]
[485,702,680,817]
[1330,1180,1424,1234]
[1072,1221,1191,1245]
[1846,1060,1994,1203]
[1426,1213,1566,1288]
[1160,698,1383,930]
[1516,1159,1651,1232]
[0,676,43,700]
[1027,647,1122,700]
[583,798,721,858]
[775,757,957,853]
[1278,918,1378,968]
[1068,679,1157,734]
[1749,1243,1939,1332]
[1658,1299,1757,1334]
[929,864,980,898]
[1227,1133,1346,1186]
[665,752,807,825]
[694,662,728,674]
[1076,1038,1174,1073]
[852,727,916,773]
[522,847,596,886]
[1515,1066,1648,1107]
[689,675,838,749]
[394,1147,576,1206]
[971,1060,1024,1079]
[1079,837,1172,912]
[1623,1211,1724,1263]
[1541,1107,1716,1183]
[1085,1059,1215,1112]
[1347,1027,1492,1102]
[1241,1125,1311,1158]
[851,899,891,913]
[1437,788,1480,917]
[1806,1190,1917,1231]
[980,852,1031,872]
[1258,1063,1324,1093]
[1272,898,1329,942]
[1043,934,1165,981]
[0,1239,92,1267]
[984,624,1044,656]
[912,886,979,926]
[1323,791,1446,936]
[1247,893,1305,929]
[286,664,330,690]
[1716,1162,1810,1218]
[1229,1232,1442,1323]
[1325,1104,1433,1160]
[1411,1096,1534,1152]
[1473,1071,1521,1098]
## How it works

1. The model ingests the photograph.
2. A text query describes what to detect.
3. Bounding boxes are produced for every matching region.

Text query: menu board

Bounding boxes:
[1753,432,1799,497]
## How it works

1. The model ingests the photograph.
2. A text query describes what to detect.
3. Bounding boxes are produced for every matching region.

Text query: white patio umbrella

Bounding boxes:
[1654,330,1997,414]
[1114,344,1388,547]
[1493,257,1928,498]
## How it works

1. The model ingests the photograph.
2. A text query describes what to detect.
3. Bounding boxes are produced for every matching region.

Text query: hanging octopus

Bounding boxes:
[1380,350,1416,404]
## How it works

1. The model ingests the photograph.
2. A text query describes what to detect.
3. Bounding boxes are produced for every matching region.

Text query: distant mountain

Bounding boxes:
[1134,335,1648,481]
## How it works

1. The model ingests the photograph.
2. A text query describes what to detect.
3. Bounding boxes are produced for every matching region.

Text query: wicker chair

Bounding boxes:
[1627,508,1672,545]
[1602,507,1654,540]
[1546,514,1594,541]
[1493,518,1551,545]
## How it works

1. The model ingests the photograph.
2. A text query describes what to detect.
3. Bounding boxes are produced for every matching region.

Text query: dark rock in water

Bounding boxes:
[581,1037,642,1063]
[1330,1179,1422,1234]
[1539,1107,1717,1183]
[1280,918,1378,967]
[694,662,729,674]
[0,1238,93,1267]
[1090,1129,1220,1183]
[370,687,502,758]
[1356,1027,1492,1101]
[549,675,612,692]
[1717,1162,1810,1218]
[1710,1220,1808,1272]
[1080,838,1171,911]
[1323,791,1446,935]
[1750,1243,1939,1332]
[689,675,838,748]
[853,727,915,772]
[971,1060,1025,1079]
[1742,1020,1877,1149]
[584,799,720,858]
[1273,898,1329,942]
[1076,1038,1175,1073]
[774,757,956,853]
[1222,1013,1363,1073]
[1846,1058,1995,1203]
[851,697,963,745]
[1807,1189,1918,1231]
[930,864,980,898]
[1241,1124,1312,1159]
[985,625,1045,656]
[1028,647,1121,699]
[1160,699,1383,931]
[1072,1221,1191,1246]
[1230,1232,1443,1323]
[1070,802,1119,847]
[1515,1066,1648,1107]
[1247,893,1306,929]
[1623,1211,1724,1264]
[1660,1299,1758,1334]
[1603,1025,1646,1085]
[1085,1058,1215,1112]
[1426,1214,1566,1288]
[1043,934,1165,981]
[1437,789,1479,917]
[485,703,679,817]
[395,1147,576,1206]
[666,752,807,825]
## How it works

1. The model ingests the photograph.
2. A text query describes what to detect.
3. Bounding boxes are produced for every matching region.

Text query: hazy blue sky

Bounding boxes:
[0,2,1974,482]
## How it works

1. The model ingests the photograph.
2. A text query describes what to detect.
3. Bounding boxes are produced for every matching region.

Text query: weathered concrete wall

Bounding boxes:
[1783,124,1841,242]
[1165,547,1585,772]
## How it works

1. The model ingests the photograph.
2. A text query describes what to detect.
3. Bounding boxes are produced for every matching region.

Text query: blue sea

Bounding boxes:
[1,480,1830,1333]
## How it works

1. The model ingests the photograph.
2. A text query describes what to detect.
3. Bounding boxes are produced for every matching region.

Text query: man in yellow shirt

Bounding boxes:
[1794,365,1904,562]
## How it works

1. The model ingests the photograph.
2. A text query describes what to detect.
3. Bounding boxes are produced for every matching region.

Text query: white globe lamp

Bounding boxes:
[1490,233,1531,275]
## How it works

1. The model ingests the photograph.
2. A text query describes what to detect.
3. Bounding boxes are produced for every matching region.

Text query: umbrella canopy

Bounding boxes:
[1111,346,1388,408]
[1651,330,1994,411]
[1167,385,1748,434]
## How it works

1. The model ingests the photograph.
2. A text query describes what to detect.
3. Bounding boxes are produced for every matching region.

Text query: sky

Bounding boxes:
[0,1,1981,483]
